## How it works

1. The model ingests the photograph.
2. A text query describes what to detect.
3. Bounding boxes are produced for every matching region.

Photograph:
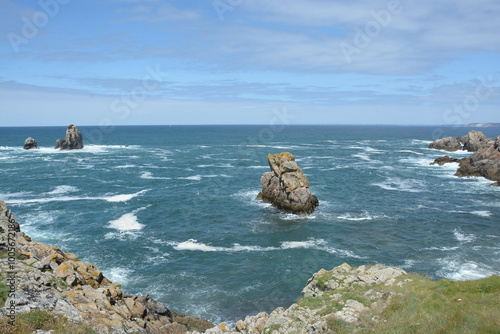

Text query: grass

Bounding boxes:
[367,274,500,334]
[0,281,10,308]
[0,310,96,334]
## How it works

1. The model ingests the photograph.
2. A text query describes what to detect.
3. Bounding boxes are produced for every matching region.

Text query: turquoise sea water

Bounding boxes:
[1,125,499,324]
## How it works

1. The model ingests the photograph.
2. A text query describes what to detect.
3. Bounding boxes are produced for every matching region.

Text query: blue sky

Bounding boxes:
[1,0,499,126]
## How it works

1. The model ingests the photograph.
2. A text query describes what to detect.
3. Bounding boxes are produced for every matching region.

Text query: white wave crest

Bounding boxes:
[47,185,78,195]
[372,177,425,193]
[453,229,476,243]
[140,172,170,180]
[105,189,149,202]
[470,210,491,217]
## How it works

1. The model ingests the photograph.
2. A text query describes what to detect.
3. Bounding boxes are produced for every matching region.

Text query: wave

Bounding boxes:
[247,166,268,169]
[372,177,425,193]
[470,210,491,217]
[397,150,424,155]
[47,185,79,195]
[197,164,233,168]
[140,172,171,180]
[106,207,149,233]
[453,229,476,243]
[436,259,497,281]
[115,164,136,169]
[105,189,150,202]
[352,153,371,162]
[102,267,134,284]
[170,238,363,258]
[337,211,374,221]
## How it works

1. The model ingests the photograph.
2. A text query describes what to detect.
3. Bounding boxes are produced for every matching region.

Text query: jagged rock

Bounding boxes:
[0,202,214,334]
[23,137,38,150]
[458,130,493,152]
[430,132,500,184]
[55,124,84,150]
[428,137,462,151]
[430,156,466,166]
[256,152,318,215]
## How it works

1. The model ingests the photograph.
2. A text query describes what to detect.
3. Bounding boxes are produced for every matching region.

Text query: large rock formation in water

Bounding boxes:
[55,124,84,150]
[256,152,318,215]
[430,131,500,186]
[0,201,214,333]
[23,137,38,150]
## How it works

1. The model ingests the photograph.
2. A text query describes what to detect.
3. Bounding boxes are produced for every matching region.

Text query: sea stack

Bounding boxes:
[23,137,38,150]
[256,152,319,215]
[55,124,84,150]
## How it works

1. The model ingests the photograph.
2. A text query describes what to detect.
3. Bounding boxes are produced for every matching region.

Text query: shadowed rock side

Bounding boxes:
[23,137,38,150]
[55,124,84,150]
[0,202,214,333]
[256,152,318,215]
[430,131,500,186]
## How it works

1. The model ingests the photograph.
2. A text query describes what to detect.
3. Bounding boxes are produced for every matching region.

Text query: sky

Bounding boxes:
[0,0,499,126]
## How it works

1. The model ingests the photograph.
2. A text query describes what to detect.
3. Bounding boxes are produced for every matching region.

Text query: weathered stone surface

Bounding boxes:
[0,202,213,334]
[459,130,493,152]
[430,156,466,166]
[428,136,462,151]
[23,137,38,149]
[55,124,84,150]
[256,152,318,215]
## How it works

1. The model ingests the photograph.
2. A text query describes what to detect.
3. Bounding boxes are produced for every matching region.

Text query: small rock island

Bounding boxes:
[55,124,84,150]
[23,137,38,150]
[256,152,319,215]
[429,130,500,186]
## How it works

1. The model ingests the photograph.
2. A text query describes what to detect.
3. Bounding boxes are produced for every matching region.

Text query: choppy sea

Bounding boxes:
[0,125,499,324]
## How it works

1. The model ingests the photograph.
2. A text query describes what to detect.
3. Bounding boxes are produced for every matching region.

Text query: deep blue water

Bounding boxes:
[1,125,499,324]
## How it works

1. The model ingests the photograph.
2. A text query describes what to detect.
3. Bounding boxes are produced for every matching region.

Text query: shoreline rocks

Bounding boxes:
[429,130,500,185]
[55,124,84,150]
[23,137,38,150]
[256,152,318,215]
[0,201,214,333]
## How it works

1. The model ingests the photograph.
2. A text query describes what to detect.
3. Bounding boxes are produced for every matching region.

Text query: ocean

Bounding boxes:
[0,125,499,325]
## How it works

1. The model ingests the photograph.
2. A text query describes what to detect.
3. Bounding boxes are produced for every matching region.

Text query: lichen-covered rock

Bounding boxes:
[23,137,38,150]
[55,124,84,150]
[256,152,318,215]
[0,202,213,333]
[428,137,462,151]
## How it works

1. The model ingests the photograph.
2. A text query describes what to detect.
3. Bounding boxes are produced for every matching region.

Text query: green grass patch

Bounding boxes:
[0,281,10,308]
[370,274,500,333]
[263,323,281,334]
[0,310,96,334]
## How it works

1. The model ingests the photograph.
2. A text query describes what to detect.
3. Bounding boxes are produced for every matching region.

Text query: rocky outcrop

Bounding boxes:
[458,130,493,152]
[256,152,318,215]
[55,124,84,150]
[428,137,462,151]
[191,263,410,334]
[0,202,214,333]
[23,137,38,150]
[429,131,500,185]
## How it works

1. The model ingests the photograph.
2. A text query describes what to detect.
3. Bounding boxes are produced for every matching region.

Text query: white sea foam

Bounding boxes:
[247,166,268,169]
[337,211,373,221]
[171,238,363,258]
[352,153,371,161]
[453,229,476,243]
[47,185,78,195]
[437,259,497,281]
[104,267,134,284]
[181,175,202,181]
[115,164,136,169]
[140,172,170,180]
[470,210,491,217]
[401,259,416,269]
[106,189,149,202]
[398,150,424,155]
[107,207,148,232]
[372,177,425,193]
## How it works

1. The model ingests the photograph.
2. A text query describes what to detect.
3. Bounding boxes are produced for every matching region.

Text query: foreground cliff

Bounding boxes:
[2,202,499,334]
[0,201,213,333]
[257,152,319,215]
[429,130,500,186]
